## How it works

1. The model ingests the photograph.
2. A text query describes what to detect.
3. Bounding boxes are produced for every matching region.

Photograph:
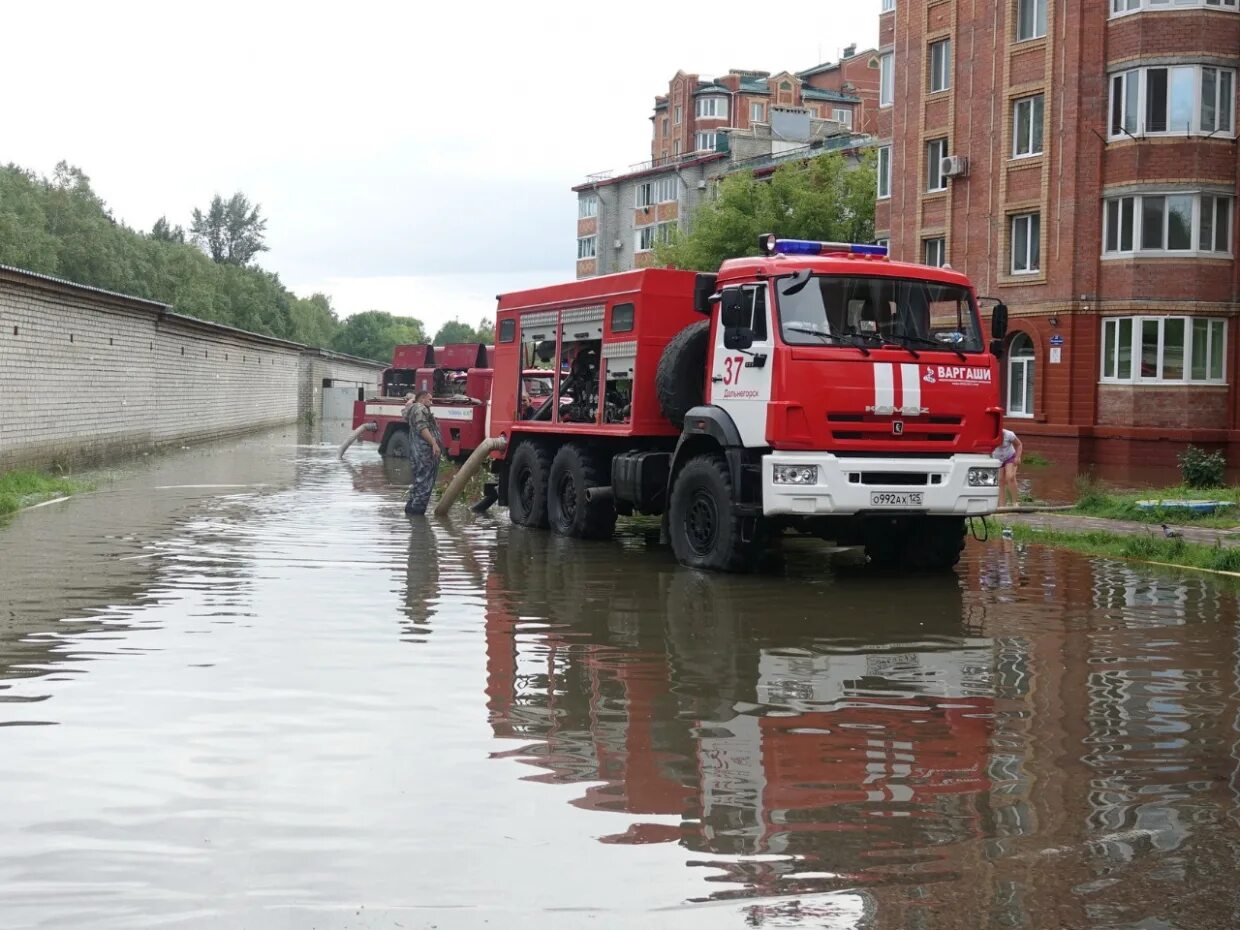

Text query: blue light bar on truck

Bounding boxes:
[757,233,888,257]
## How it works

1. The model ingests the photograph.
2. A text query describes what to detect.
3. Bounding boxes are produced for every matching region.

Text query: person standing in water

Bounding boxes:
[994,427,1023,507]
[402,390,442,516]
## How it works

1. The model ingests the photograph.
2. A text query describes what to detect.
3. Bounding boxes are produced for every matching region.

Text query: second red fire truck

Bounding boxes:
[483,235,1009,573]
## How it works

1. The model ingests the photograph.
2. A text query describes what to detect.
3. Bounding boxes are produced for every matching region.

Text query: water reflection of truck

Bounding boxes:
[349,342,551,461]
[484,236,1009,572]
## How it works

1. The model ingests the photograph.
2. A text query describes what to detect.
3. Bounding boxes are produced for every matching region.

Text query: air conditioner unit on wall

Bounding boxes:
[940,155,968,178]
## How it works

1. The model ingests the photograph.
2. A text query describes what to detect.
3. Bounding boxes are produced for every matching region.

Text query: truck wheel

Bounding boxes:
[668,453,757,572]
[385,428,410,459]
[548,444,616,540]
[507,441,552,529]
[902,517,966,572]
[656,320,710,428]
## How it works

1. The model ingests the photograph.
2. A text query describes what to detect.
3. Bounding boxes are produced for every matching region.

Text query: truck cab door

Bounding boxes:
[708,284,774,447]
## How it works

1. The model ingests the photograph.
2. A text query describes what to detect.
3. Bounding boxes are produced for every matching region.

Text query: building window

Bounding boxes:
[695,131,718,152]
[636,226,656,252]
[1012,94,1045,157]
[1102,316,1226,383]
[696,96,728,119]
[877,145,892,199]
[928,39,951,93]
[1110,66,1235,138]
[924,237,946,267]
[1007,333,1035,417]
[1113,0,1236,14]
[661,117,669,136]
[577,236,597,260]
[926,138,948,191]
[875,238,890,251]
[675,105,682,124]
[833,107,853,127]
[1103,193,1233,255]
[1016,0,1047,40]
[657,221,677,244]
[879,52,894,106]
[635,181,655,208]
[882,0,895,10]
[750,101,765,122]
[674,140,681,155]
[578,194,598,219]
[1010,213,1041,274]
[651,176,677,203]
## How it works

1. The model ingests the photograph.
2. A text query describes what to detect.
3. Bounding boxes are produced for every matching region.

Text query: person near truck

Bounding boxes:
[402,389,442,516]
[994,427,1023,508]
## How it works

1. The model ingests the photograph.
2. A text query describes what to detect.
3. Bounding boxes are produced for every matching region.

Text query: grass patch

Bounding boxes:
[0,470,92,518]
[1068,478,1240,529]
[1006,522,1240,574]
[1022,451,1051,468]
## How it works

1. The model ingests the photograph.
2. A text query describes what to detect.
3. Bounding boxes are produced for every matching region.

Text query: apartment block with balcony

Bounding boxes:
[875,0,1240,467]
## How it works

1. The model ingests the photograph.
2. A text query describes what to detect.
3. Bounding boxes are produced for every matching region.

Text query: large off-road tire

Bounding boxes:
[668,453,760,572]
[507,441,553,529]
[656,320,710,428]
[902,517,966,572]
[548,444,616,540]
[384,428,411,459]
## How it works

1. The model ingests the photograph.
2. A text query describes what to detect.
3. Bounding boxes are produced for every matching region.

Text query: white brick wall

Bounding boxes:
[0,269,385,471]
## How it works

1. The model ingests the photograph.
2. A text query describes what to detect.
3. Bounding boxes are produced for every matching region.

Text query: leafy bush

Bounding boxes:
[1179,445,1226,489]
[1074,470,1108,510]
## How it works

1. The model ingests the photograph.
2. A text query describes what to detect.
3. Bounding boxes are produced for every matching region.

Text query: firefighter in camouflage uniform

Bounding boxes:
[402,389,442,516]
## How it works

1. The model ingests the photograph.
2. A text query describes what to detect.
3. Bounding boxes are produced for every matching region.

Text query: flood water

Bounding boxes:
[2,425,1240,929]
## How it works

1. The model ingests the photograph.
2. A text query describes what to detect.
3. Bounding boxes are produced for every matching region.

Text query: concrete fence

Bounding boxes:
[0,265,385,471]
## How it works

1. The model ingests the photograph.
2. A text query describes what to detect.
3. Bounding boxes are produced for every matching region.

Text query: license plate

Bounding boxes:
[870,491,923,507]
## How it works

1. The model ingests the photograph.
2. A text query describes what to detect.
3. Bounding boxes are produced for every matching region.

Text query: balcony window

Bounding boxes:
[695,131,718,152]
[833,107,853,127]
[577,236,597,260]
[578,194,598,219]
[1112,0,1236,14]
[750,101,765,122]
[1102,316,1226,383]
[696,96,728,119]
[1110,65,1236,138]
[1103,192,1233,255]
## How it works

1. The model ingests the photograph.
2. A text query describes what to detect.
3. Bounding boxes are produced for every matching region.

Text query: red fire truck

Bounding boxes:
[350,342,551,461]
[486,236,1009,572]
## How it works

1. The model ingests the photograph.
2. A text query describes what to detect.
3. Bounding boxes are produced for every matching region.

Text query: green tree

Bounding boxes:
[432,320,480,345]
[150,216,185,243]
[289,292,340,347]
[474,316,495,345]
[190,192,269,266]
[332,310,426,362]
[655,150,877,271]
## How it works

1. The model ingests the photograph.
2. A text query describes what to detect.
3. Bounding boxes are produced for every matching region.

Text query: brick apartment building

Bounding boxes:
[574,48,879,280]
[875,0,1240,467]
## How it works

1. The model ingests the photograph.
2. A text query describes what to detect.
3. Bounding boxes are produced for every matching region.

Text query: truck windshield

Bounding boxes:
[776,274,983,353]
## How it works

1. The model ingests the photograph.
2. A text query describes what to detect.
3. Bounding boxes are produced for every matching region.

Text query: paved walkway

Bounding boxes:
[1000,510,1240,546]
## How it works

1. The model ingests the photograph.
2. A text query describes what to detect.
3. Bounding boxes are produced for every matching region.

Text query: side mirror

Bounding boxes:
[724,327,754,351]
[694,273,718,315]
[719,287,744,328]
[991,302,1009,341]
[990,337,1005,359]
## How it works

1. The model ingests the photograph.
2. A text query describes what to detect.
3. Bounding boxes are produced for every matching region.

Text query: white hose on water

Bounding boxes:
[338,422,377,459]
[434,437,506,517]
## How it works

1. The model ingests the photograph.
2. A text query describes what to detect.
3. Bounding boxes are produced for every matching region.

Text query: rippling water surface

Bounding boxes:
[2,426,1239,929]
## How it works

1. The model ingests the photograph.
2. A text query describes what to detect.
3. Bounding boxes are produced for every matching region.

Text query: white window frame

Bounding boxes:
[926,138,948,192]
[750,101,765,122]
[875,238,890,252]
[923,237,946,267]
[635,225,657,252]
[928,39,951,93]
[1109,65,1236,139]
[833,107,853,127]
[695,131,718,152]
[879,52,894,107]
[877,145,892,199]
[1016,0,1048,40]
[635,181,655,208]
[657,220,677,245]
[1012,94,1045,158]
[1112,0,1236,16]
[578,194,598,219]
[674,105,682,124]
[1100,315,1227,384]
[1010,212,1041,274]
[882,0,895,10]
[1007,332,1036,418]
[1102,192,1233,256]
[576,236,597,260]
[695,96,728,119]
[655,176,678,204]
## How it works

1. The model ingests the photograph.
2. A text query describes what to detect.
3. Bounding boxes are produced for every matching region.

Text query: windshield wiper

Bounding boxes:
[785,324,870,356]
[891,333,967,361]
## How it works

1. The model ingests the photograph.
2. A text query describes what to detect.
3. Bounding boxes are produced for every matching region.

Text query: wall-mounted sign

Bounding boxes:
[1049,334,1064,346]
[1050,347,1062,364]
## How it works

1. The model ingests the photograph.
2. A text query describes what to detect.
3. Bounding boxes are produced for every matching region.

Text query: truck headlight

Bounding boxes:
[968,467,999,487]
[773,465,818,485]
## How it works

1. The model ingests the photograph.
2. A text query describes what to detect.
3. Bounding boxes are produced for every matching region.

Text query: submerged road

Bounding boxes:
[2,424,1239,929]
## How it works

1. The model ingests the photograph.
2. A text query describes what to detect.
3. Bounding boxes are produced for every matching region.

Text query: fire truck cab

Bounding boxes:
[487,237,1008,572]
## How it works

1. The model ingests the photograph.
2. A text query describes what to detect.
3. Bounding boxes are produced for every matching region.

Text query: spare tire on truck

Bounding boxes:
[656,319,710,428]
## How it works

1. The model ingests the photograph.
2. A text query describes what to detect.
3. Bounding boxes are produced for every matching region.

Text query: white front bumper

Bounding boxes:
[762,452,1000,517]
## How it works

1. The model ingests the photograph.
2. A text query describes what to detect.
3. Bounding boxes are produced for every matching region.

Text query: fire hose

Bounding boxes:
[434,436,506,517]
[338,422,377,459]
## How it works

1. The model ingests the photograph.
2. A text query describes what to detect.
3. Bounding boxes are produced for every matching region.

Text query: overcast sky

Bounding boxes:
[7,0,880,336]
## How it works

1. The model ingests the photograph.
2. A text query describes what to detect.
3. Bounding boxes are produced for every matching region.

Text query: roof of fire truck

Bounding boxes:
[716,237,974,290]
